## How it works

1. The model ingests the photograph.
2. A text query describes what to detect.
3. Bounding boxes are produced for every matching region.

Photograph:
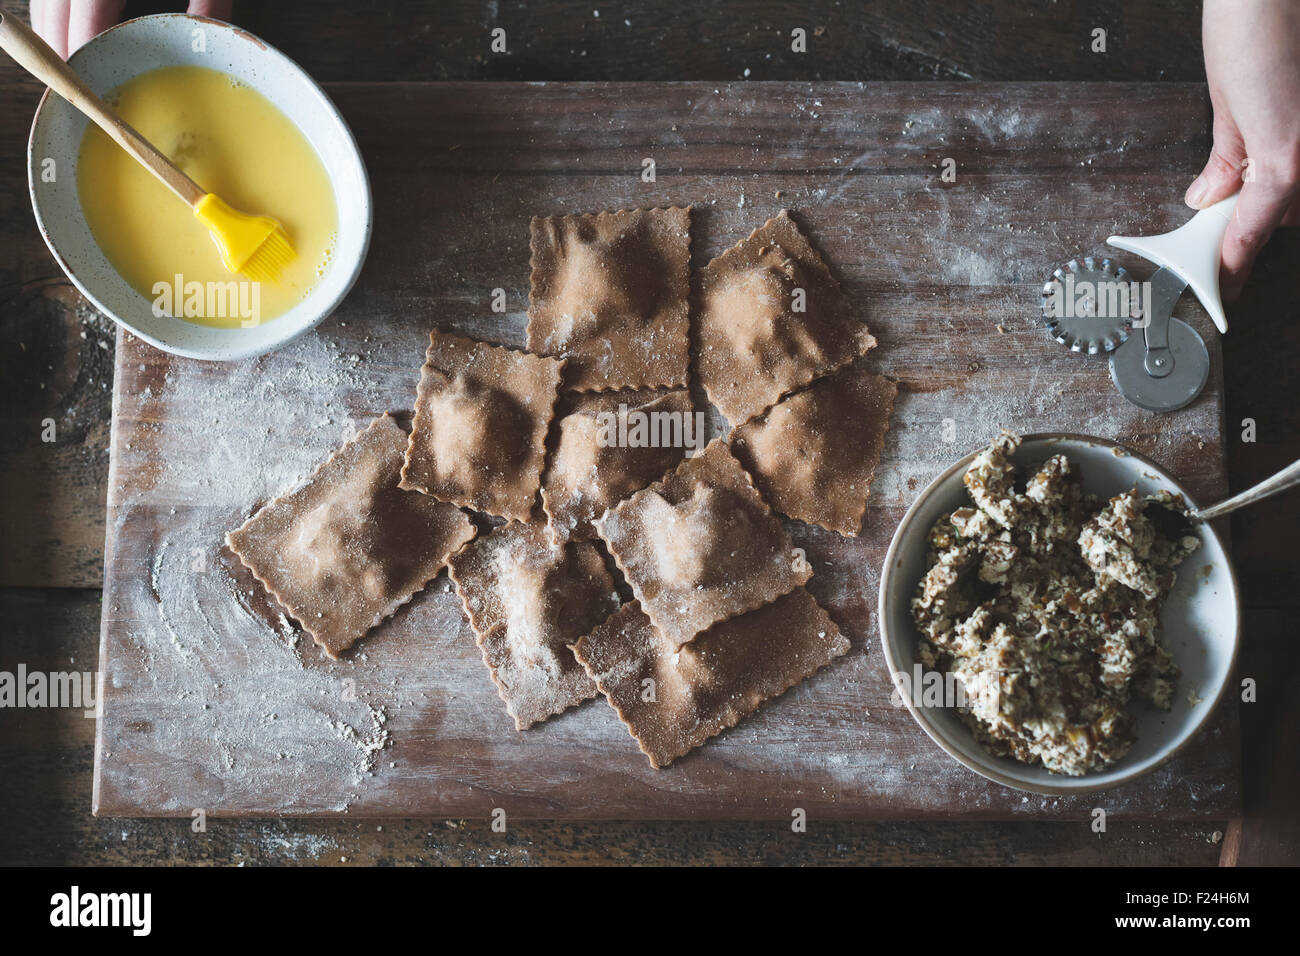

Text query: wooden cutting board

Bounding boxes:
[93,81,1240,819]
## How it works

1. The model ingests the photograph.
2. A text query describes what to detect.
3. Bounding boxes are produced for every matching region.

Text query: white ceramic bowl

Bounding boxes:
[27,14,370,361]
[878,433,1240,794]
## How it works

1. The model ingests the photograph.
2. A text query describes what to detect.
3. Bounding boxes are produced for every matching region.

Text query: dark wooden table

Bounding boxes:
[1,0,1295,865]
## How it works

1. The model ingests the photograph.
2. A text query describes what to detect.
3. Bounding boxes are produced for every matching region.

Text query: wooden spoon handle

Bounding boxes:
[0,10,205,207]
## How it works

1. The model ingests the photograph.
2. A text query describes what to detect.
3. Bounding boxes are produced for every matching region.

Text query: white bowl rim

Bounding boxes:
[877,431,1242,796]
[26,12,372,361]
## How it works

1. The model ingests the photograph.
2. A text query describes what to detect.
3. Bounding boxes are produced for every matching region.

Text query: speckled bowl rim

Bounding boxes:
[877,431,1242,796]
[26,13,371,361]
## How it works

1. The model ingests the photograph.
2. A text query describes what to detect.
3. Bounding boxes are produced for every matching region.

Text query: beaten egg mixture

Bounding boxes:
[77,66,338,328]
[911,431,1201,775]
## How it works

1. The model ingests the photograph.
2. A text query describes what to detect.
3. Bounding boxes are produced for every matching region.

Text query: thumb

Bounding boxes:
[1186,113,1247,209]
[1219,174,1294,301]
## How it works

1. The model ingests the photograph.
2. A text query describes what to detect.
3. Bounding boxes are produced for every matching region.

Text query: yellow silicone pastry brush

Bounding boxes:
[0,10,294,283]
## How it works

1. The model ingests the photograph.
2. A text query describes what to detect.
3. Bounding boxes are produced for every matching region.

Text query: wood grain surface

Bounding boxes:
[3,586,1227,863]
[92,81,1239,819]
[225,0,1208,84]
[4,0,1296,864]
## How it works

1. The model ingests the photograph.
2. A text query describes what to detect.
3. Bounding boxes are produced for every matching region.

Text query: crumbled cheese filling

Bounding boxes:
[911,431,1200,776]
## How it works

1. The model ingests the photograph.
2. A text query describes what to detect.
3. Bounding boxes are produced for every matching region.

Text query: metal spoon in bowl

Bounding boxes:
[1189,458,1300,521]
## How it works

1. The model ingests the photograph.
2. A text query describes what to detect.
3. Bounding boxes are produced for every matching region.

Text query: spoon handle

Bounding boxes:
[1195,458,1300,521]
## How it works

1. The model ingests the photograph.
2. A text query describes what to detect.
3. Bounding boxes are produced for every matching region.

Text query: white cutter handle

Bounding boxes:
[1107,193,1238,334]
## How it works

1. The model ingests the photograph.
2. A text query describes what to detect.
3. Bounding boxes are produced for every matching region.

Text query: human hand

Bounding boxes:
[1188,0,1300,301]
[30,1,233,60]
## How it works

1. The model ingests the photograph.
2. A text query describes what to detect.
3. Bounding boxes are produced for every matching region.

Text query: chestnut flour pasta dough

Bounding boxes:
[698,210,877,425]
[401,330,564,522]
[528,206,691,391]
[449,520,620,729]
[596,439,811,649]
[540,388,694,545]
[226,414,476,658]
[731,361,896,536]
[574,590,849,768]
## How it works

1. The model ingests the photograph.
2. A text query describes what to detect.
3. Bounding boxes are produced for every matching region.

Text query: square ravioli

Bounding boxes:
[448,520,620,729]
[730,364,897,536]
[574,590,850,768]
[698,210,878,425]
[541,388,698,545]
[595,438,811,649]
[527,206,691,391]
[226,414,476,659]
[400,330,564,522]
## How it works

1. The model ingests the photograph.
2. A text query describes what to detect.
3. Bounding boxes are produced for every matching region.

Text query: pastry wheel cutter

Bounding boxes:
[1040,194,1237,412]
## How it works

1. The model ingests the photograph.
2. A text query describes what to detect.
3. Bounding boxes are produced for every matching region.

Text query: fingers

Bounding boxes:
[1187,113,1247,209]
[33,0,223,57]
[67,0,126,54]
[188,0,235,20]
[32,0,71,59]
[1219,173,1298,300]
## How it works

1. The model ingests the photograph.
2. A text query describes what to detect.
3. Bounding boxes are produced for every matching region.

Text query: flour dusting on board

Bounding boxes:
[96,82,1235,818]
[101,326,428,813]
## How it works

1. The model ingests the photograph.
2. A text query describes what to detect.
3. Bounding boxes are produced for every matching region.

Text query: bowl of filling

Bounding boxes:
[27,13,370,360]
[878,431,1240,794]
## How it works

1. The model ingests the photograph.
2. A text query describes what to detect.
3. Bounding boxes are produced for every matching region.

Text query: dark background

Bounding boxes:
[0,0,1295,865]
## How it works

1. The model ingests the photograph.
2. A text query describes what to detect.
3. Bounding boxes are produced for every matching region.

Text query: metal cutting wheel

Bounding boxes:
[1039,256,1132,354]
[1037,195,1237,413]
